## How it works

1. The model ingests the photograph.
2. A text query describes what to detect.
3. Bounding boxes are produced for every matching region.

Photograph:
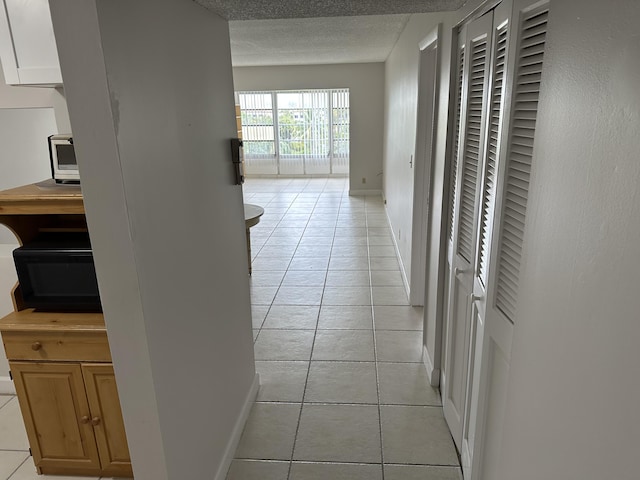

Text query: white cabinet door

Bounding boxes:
[0,0,62,85]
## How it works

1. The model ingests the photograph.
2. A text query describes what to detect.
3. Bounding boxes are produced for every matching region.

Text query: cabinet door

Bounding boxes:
[0,0,62,85]
[82,364,133,477]
[10,362,102,475]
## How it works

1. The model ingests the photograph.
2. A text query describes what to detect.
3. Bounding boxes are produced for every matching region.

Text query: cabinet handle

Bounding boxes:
[31,342,42,351]
[80,416,90,424]
[91,417,101,426]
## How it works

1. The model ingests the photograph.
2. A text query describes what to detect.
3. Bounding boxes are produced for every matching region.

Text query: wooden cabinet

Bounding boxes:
[82,364,132,475]
[0,0,62,85]
[11,362,103,475]
[0,182,132,477]
[11,361,131,477]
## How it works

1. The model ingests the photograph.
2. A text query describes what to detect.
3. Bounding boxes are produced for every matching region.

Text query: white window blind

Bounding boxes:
[238,89,350,176]
[332,89,350,174]
[239,92,277,174]
[494,5,549,322]
[457,38,488,263]
[478,23,509,287]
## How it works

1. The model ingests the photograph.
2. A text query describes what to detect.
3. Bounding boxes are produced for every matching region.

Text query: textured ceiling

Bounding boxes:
[195,0,467,67]
[196,0,466,20]
[229,15,411,66]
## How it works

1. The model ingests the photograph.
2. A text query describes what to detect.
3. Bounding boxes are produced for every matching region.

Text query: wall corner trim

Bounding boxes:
[0,376,15,395]
[214,373,260,480]
[423,345,440,387]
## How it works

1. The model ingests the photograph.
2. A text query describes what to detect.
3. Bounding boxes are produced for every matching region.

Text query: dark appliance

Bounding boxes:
[13,232,101,311]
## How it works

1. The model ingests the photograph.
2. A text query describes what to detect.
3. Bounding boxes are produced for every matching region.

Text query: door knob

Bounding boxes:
[31,342,42,351]
[471,294,483,302]
[80,416,90,424]
[91,417,101,426]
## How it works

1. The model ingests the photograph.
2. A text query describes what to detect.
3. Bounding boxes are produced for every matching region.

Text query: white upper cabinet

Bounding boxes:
[0,0,62,85]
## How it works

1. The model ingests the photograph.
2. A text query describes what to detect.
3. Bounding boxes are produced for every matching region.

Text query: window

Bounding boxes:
[238,89,349,175]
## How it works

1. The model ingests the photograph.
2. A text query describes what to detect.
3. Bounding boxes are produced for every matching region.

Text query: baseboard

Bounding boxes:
[214,372,260,480]
[384,208,411,298]
[349,189,382,196]
[423,345,440,388]
[0,376,15,395]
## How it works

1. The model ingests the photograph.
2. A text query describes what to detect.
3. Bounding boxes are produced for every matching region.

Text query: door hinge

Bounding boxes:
[8,370,11,381]
[29,448,32,456]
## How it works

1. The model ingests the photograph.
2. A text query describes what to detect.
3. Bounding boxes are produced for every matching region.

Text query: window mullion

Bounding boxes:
[328,89,334,175]
[272,91,280,175]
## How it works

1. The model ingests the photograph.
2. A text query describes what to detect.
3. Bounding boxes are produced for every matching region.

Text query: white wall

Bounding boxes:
[496,1,640,478]
[383,11,456,377]
[51,1,256,478]
[0,65,71,244]
[233,63,385,193]
[0,63,70,392]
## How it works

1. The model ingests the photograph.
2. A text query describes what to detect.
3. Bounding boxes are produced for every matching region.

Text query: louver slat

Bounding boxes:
[457,39,488,262]
[495,6,549,323]
[448,45,466,242]
[478,25,508,286]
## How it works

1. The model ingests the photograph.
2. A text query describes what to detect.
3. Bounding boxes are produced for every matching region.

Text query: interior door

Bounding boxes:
[467,1,550,479]
[442,11,494,448]
[461,1,513,475]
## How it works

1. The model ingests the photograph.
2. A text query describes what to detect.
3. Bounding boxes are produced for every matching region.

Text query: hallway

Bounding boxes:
[232,177,461,479]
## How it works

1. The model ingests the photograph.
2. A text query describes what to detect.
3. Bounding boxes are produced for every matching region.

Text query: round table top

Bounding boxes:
[244,203,264,228]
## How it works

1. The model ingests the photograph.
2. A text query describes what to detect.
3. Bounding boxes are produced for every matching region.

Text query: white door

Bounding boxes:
[461,1,513,474]
[463,1,551,478]
[410,29,440,307]
[442,11,494,449]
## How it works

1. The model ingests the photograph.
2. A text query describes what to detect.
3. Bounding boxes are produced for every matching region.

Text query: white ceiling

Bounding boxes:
[193,0,466,67]
[196,0,465,20]
[229,15,412,67]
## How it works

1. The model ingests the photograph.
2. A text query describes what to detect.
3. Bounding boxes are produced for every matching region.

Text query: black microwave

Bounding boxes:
[13,233,101,312]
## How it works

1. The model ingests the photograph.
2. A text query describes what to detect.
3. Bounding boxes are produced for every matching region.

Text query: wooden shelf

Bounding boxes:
[0,180,85,215]
[0,309,105,332]
[0,180,87,247]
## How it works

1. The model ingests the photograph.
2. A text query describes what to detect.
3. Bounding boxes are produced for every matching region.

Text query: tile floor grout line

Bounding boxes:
[284,182,337,480]
[365,197,386,480]
[5,455,30,480]
[253,400,443,408]
[234,456,461,468]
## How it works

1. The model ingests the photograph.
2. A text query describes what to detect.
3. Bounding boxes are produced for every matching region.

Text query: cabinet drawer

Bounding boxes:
[2,331,111,362]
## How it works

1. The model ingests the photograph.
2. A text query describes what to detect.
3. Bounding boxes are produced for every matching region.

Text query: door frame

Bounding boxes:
[410,24,441,309]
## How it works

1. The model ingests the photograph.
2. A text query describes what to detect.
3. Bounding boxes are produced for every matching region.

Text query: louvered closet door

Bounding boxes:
[462,1,513,476]
[442,10,494,449]
[466,1,550,479]
[441,28,464,432]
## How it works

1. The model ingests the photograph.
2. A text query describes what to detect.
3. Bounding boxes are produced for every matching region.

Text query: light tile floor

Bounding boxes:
[234,177,462,480]
[0,176,462,480]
